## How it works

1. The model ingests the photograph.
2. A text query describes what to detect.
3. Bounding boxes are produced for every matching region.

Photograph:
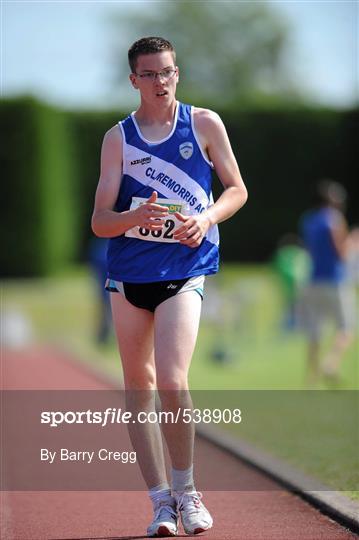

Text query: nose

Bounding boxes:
[154,72,166,83]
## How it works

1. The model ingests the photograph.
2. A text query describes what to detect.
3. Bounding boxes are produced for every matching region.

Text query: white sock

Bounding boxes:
[171,465,195,493]
[149,482,172,509]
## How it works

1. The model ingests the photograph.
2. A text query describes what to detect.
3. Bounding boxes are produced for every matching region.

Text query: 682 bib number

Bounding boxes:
[125,197,188,244]
[139,218,176,240]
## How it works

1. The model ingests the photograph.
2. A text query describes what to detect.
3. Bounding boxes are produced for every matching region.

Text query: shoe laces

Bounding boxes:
[177,491,203,515]
[154,499,177,522]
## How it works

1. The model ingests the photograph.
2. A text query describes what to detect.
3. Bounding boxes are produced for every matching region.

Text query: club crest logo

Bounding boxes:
[179,142,193,160]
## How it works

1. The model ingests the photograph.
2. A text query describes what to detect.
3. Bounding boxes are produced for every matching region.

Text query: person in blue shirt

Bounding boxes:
[91,37,248,537]
[88,237,112,344]
[300,179,354,384]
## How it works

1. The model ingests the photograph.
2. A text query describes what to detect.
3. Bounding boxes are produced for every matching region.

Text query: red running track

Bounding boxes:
[1,346,357,540]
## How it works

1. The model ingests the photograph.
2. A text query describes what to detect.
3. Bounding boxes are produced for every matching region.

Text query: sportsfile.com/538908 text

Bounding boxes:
[40,408,242,427]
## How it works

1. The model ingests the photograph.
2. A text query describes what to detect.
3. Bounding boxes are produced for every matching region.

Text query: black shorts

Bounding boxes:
[105,275,204,312]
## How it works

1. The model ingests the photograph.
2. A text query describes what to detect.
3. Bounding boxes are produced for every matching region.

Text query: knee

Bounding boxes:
[124,365,156,391]
[156,372,188,392]
[124,378,156,391]
[158,385,191,412]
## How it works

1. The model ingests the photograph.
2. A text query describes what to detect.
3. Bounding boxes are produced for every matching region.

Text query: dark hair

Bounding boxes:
[128,37,176,73]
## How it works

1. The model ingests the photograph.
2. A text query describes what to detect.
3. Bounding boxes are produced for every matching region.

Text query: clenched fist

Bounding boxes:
[132,191,169,231]
[173,212,211,247]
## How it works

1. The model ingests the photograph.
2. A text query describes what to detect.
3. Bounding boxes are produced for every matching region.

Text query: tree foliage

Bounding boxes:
[112,1,293,105]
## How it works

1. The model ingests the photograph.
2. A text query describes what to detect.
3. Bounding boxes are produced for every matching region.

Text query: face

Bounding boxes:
[129,51,179,105]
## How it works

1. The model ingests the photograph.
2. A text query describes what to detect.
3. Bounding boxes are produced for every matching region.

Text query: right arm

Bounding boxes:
[91,126,168,237]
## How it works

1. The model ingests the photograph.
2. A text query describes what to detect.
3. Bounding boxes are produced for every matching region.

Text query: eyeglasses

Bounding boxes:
[134,68,177,82]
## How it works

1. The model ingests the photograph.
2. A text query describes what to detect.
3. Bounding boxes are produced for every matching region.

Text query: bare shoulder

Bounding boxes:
[192,107,227,148]
[100,124,123,167]
[99,123,123,178]
[103,124,122,147]
[193,107,223,133]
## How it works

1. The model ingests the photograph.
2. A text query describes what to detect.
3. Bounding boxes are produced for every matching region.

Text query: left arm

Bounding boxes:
[330,212,349,260]
[174,108,248,247]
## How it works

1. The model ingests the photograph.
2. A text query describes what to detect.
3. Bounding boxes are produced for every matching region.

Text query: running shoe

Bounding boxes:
[174,491,213,535]
[147,496,178,537]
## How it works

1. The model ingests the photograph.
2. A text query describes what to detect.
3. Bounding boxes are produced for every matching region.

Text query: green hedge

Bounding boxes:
[0,97,78,276]
[66,110,117,260]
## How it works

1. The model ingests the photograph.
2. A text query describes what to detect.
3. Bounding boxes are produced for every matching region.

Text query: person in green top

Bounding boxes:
[273,234,311,331]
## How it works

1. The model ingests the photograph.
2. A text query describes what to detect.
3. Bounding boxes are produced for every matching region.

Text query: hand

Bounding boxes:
[132,191,169,231]
[173,212,211,247]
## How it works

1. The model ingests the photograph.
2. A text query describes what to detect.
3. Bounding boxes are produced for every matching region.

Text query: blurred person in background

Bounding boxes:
[91,37,247,537]
[272,233,311,331]
[346,226,359,287]
[299,179,355,384]
[345,225,359,336]
[88,237,112,345]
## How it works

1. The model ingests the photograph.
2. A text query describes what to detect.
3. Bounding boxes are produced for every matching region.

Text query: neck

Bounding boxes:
[135,99,177,125]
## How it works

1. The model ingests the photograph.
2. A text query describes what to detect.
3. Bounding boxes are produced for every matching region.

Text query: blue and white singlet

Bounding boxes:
[301,207,346,283]
[107,102,220,283]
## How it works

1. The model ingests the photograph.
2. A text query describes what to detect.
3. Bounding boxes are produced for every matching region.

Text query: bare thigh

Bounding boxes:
[110,292,156,389]
[154,291,202,389]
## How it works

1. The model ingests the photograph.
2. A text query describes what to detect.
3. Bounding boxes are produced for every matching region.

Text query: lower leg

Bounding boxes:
[322,330,354,375]
[155,292,202,475]
[125,389,168,488]
[307,339,320,384]
[159,388,195,472]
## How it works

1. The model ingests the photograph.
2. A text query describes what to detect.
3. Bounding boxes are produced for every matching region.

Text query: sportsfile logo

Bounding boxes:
[130,156,151,166]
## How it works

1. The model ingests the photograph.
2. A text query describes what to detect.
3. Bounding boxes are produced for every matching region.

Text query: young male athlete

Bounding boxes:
[92,37,248,537]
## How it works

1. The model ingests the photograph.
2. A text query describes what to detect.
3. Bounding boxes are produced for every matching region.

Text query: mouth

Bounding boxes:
[156,91,168,97]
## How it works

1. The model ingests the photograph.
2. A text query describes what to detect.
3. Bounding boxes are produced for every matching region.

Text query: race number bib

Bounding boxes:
[125,197,189,243]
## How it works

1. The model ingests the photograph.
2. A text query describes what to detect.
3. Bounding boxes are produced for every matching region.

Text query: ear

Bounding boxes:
[129,73,139,89]
[175,66,179,82]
